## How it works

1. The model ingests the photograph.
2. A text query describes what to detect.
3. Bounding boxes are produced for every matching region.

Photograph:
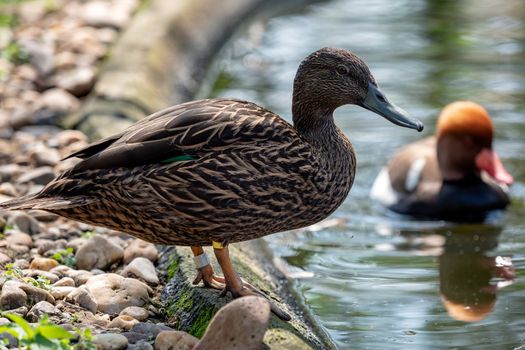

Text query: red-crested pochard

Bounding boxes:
[371,101,513,221]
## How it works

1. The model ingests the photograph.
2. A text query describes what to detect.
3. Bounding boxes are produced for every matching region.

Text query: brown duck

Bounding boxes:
[370,101,512,222]
[1,48,423,319]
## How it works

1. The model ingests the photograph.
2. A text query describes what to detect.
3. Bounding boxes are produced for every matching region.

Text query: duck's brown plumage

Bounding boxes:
[1,47,422,246]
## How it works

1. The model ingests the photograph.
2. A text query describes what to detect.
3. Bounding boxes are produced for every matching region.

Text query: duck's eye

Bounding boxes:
[336,65,349,75]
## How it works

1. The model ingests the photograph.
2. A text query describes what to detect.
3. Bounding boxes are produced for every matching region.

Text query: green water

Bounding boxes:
[206,0,525,348]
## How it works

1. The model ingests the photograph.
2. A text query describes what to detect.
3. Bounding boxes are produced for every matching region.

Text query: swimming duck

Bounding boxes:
[0,47,423,320]
[371,101,512,221]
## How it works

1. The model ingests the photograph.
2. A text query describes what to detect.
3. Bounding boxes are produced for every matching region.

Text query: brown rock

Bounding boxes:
[194,296,271,350]
[108,315,139,331]
[30,257,59,271]
[155,331,198,350]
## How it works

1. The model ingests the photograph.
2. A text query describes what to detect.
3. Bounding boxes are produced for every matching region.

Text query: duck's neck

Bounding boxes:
[292,99,339,144]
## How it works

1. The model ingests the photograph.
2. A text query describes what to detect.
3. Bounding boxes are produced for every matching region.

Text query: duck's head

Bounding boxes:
[292,47,423,132]
[436,101,513,185]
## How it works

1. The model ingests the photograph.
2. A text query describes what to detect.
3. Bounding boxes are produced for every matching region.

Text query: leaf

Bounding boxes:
[4,313,34,338]
[37,325,74,340]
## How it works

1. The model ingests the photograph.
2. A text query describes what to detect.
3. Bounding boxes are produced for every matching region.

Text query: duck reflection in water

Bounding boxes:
[438,226,515,322]
[377,224,515,322]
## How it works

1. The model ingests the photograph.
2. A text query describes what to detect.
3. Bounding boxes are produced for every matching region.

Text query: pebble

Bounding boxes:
[75,235,124,270]
[40,88,80,114]
[108,315,139,331]
[6,212,40,235]
[6,232,33,247]
[29,145,62,167]
[26,300,61,322]
[155,331,198,350]
[66,285,98,313]
[30,257,59,271]
[121,257,159,285]
[0,280,27,310]
[123,239,159,264]
[53,277,75,287]
[24,269,60,284]
[120,306,150,322]
[194,296,271,350]
[54,67,97,97]
[50,286,77,300]
[131,322,173,339]
[93,333,129,350]
[18,282,55,304]
[0,182,18,197]
[85,273,152,315]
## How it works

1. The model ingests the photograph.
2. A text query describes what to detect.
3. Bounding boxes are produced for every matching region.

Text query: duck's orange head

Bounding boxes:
[436,101,513,186]
[436,101,493,148]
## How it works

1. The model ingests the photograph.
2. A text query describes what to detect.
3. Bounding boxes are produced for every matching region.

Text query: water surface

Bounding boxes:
[206,0,525,348]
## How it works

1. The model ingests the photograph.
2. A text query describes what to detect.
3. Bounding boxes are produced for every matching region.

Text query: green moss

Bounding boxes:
[166,256,180,279]
[188,307,215,338]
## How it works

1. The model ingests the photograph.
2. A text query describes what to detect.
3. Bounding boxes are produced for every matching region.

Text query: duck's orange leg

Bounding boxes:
[190,246,224,290]
[212,241,291,321]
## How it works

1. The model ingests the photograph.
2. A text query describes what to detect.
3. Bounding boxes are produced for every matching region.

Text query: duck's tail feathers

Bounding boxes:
[0,195,87,211]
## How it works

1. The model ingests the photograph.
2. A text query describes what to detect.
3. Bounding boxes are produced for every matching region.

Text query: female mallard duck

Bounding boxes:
[1,48,423,319]
[371,101,512,221]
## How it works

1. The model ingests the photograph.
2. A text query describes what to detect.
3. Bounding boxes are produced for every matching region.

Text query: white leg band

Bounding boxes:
[193,252,210,269]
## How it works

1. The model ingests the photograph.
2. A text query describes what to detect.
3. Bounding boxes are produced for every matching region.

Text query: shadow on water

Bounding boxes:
[203,0,525,348]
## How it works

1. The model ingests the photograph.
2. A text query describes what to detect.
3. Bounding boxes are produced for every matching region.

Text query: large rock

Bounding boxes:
[195,296,270,350]
[75,235,124,270]
[85,273,152,315]
[121,257,159,285]
[124,239,158,264]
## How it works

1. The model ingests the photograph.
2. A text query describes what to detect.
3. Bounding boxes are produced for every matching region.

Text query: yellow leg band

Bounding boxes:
[212,241,224,249]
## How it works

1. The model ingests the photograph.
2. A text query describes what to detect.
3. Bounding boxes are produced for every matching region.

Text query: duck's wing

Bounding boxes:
[370,136,439,206]
[66,98,298,171]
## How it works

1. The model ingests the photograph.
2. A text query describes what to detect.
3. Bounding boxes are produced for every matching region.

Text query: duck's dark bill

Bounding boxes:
[360,83,424,132]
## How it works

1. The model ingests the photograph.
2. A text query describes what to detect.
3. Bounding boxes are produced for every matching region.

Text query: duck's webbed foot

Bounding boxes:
[212,242,291,322]
[191,246,225,290]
